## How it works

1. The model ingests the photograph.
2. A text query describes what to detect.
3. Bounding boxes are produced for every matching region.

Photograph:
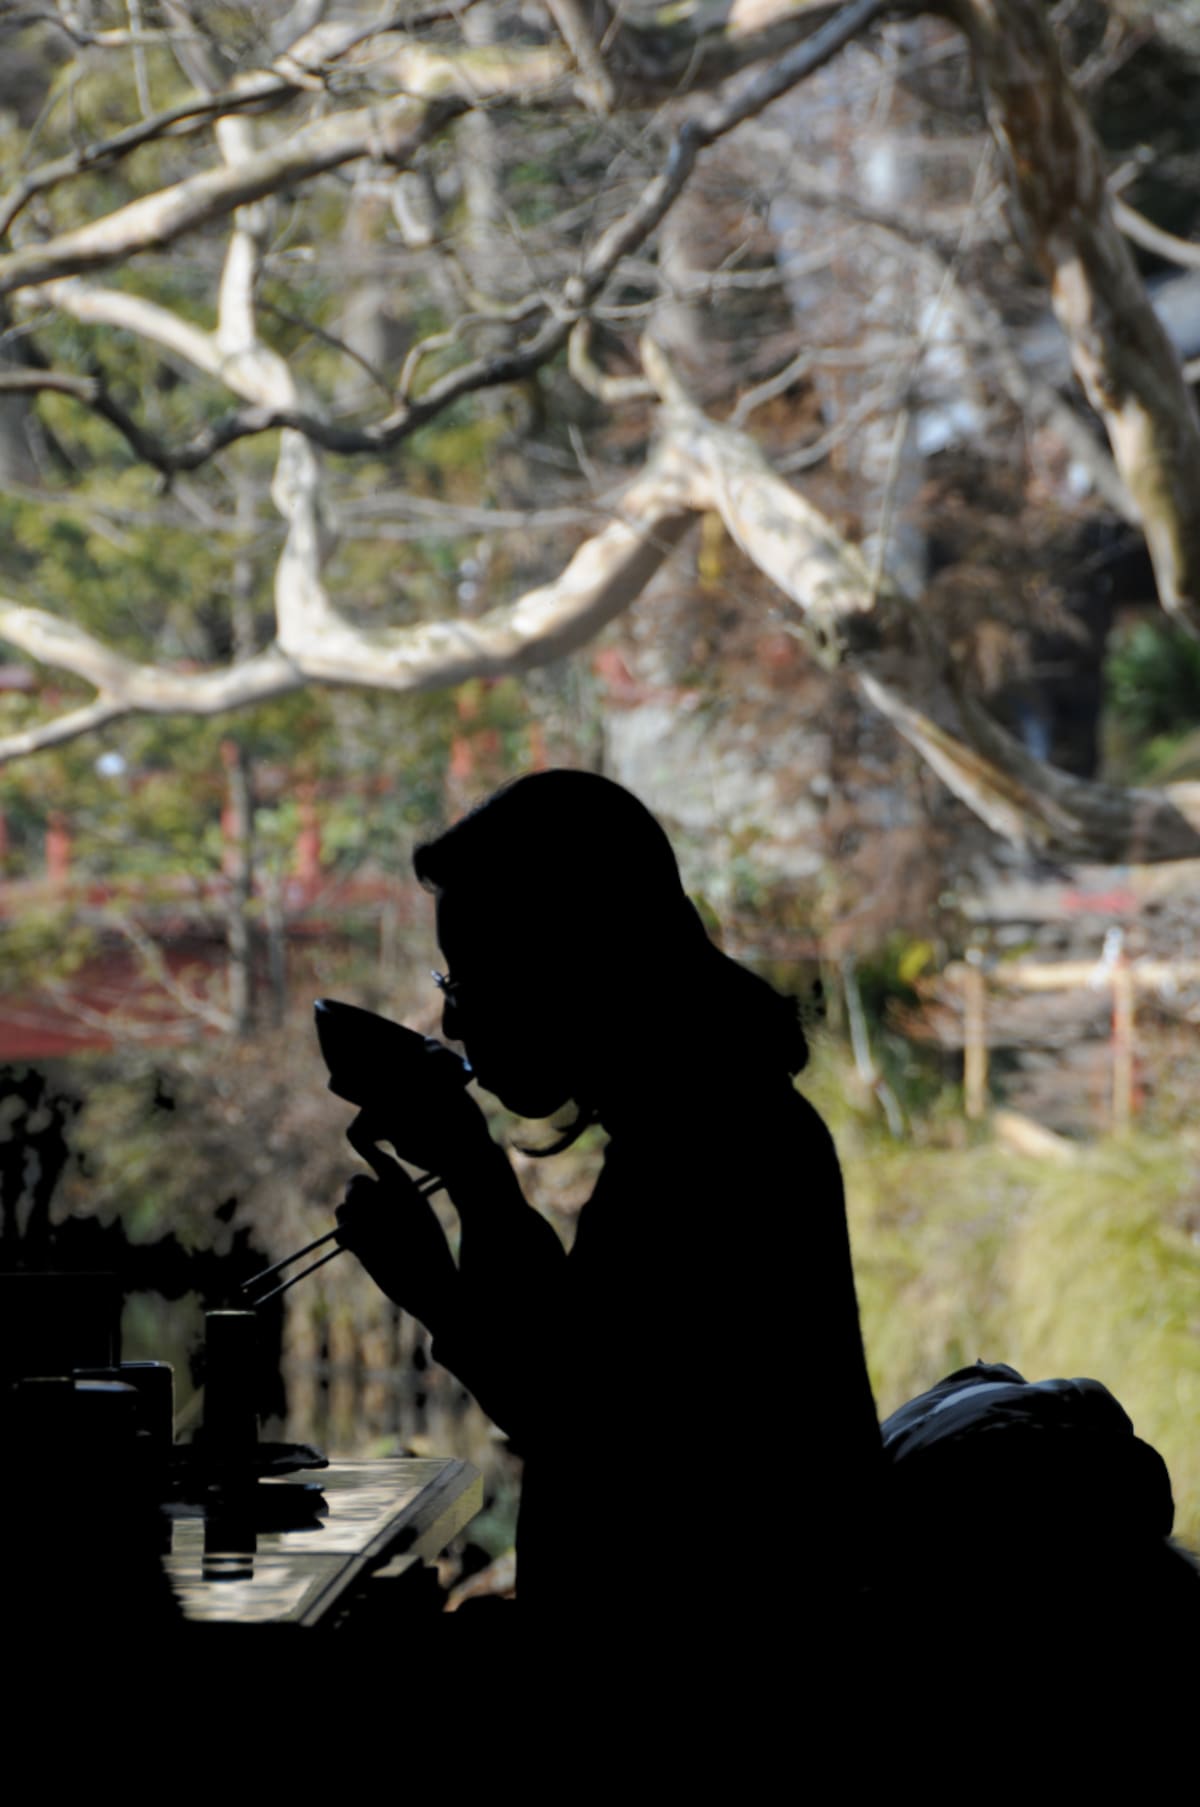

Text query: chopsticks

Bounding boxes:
[239,1171,445,1308]
[239,1231,342,1307]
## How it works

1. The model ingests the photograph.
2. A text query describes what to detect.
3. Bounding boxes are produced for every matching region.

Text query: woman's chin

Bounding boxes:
[510,1092,574,1122]
[477,1070,572,1120]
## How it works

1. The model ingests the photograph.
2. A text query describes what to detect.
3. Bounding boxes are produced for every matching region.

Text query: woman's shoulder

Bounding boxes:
[741,1081,842,1175]
[603,1076,841,1182]
[783,1083,840,1152]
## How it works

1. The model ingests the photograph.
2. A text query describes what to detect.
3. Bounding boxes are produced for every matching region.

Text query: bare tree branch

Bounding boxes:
[9,0,890,474]
[6,0,864,249]
[258,297,393,399]
[767,167,1135,516]
[0,598,303,754]
[104,913,235,1035]
[731,351,815,428]
[568,318,655,403]
[24,278,233,386]
[6,0,1197,870]
[1113,197,1200,272]
[563,0,887,320]
[0,453,694,762]
[0,92,469,298]
[7,318,1198,865]
[859,671,1200,863]
[9,8,201,50]
[5,1,890,475]
[0,80,291,240]
[0,368,178,472]
[952,0,1200,632]
[0,692,129,762]
[609,0,872,95]
[0,9,507,240]
[637,336,1200,863]
[544,0,616,113]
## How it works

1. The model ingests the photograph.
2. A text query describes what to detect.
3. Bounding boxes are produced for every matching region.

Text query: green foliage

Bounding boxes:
[1104,617,1200,779]
[1004,1141,1200,1545]
[406,402,509,479]
[807,1051,1200,1549]
[841,937,954,1122]
[59,1022,354,1254]
[852,933,936,1018]
[0,901,96,992]
[0,483,234,662]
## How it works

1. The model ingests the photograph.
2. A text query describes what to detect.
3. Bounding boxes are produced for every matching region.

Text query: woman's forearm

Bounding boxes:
[431,1284,562,1451]
[444,1139,567,1288]
[431,1140,567,1445]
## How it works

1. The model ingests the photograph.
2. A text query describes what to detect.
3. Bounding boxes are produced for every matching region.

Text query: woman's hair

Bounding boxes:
[414,769,808,1145]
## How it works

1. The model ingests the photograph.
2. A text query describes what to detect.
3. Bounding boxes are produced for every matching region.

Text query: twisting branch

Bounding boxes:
[12,0,891,473]
[731,351,815,428]
[258,298,393,399]
[634,339,1200,864]
[952,0,1200,633]
[568,319,655,403]
[563,0,888,317]
[0,93,468,298]
[0,9,503,239]
[0,369,178,473]
[0,450,695,762]
[11,9,198,50]
[104,915,235,1036]
[6,0,1197,868]
[6,326,1199,865]
[25,278,232,385]
[858,672,1200,864]
[0,602,303,761]
[606,0,874,95]
[543,0,616,113]
[0,79,292,240]
[777,175,1136,519]
[1113,198,1200,273]
[0,691,131,762]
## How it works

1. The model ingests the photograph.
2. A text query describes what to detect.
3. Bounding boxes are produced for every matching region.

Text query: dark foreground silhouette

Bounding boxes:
[332,769,883,1638]
[331,769,1198,1668]
[876,1360,1200,1672]
[3,769,1194,1712]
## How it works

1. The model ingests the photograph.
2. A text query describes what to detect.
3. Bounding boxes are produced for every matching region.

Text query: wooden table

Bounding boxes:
[164,1457,482,1627]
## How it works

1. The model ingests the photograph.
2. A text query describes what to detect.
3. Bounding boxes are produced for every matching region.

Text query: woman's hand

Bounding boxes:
[335,1152,459,1333]
[338,1037,496,1184]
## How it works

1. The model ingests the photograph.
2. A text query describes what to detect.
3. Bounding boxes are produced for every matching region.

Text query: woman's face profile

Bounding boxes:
[434,890,576,1121]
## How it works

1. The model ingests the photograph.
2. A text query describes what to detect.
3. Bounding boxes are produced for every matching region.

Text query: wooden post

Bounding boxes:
[45,812,71,886]
[282,1296,319,1447]
[264,862,287,1027]
[379,884,400,980]
[963,955,988,1121]
[294,783,321,887]
[220,738,255,1037]
[1111,955,1135,1134]
[329,1305,358,1455]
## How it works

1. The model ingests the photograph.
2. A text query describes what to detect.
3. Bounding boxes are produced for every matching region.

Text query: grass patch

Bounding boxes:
[803,1057,1200,1547]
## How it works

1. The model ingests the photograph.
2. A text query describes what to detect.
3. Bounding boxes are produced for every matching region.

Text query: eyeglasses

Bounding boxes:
[431,969,464,1009]
[433,968,505,1014]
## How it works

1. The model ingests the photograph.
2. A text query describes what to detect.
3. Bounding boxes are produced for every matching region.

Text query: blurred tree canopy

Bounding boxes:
[0,0,1198,874]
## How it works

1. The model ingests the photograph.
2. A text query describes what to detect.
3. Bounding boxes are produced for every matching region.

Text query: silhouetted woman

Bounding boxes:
[335,770,882,1635]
